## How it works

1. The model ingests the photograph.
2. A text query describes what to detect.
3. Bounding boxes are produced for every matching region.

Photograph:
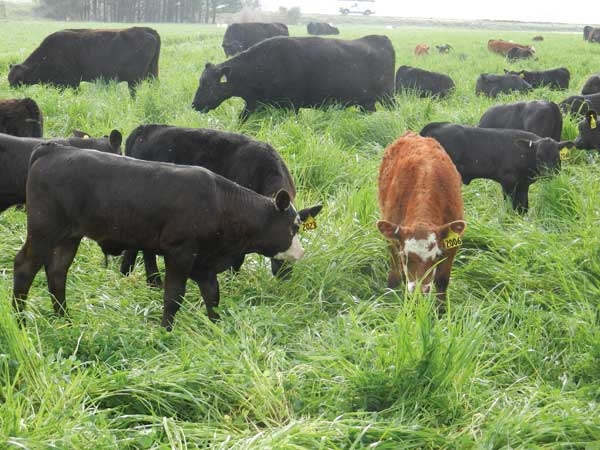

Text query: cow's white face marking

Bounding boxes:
[273,234,304,261]
[403,233,441,262]
[407,280,433,294]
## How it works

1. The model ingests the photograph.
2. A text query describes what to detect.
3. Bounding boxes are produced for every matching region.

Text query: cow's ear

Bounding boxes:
[587,110,598,129]
[220,66,231,83]
[72,129,88,138]
[377,220,402,240]
[437,220,466,250]
[514,138,536,150]
[273,189,291,211]
[298,204,323,222]
[205,62,214,70]
[109,129,123,150]
[9,63,13,69]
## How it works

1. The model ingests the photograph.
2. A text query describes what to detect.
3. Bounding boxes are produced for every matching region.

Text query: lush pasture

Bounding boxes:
[1,21,600,448]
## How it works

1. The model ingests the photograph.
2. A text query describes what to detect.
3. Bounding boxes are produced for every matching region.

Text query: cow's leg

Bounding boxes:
[433,252,457,316]
[13,237,46,319]
[359,101,377,112]
[501,182,518,210]
[271,258,292,279]
[120,249,138,276]
[239,100,257,122]
[44,238,81,316]
[161,252,194,331]
[229,254,245,272]
[387,241,404,289]
[512,183,530,214]
[143,250,163,288]
[190,269,220,322]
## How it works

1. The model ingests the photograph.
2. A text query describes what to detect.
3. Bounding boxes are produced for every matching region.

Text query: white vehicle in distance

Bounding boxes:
[339,1,376,15]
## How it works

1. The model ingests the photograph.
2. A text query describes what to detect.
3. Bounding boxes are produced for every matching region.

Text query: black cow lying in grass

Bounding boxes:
[503,68,570,90]
[395,66,455,98]
[13,143,317,331]
[121,124,322,285]
[475,73,532,98]
[420,122,574,212]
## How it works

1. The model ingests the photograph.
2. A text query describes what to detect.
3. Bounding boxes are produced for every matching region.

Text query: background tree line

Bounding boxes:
[33,0,259,23]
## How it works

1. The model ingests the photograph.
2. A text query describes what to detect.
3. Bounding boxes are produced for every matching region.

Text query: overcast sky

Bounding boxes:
[260,0,593,24]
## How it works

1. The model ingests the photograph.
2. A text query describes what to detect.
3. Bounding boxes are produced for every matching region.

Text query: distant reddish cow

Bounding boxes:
[377,131,466,314]
[487,39,534,56]
[414,43,429,56]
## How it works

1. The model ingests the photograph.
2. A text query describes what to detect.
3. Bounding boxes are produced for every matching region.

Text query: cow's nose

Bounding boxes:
[421,283,432,294]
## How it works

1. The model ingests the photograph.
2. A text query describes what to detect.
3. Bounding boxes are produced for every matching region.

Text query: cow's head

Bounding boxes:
[68,129,123,155]
[515,138,574,174]
[377,220,466,294]
[192,63,233,113]
[8,63,32,87]
[258,190,323,263]
[574,110,600,150]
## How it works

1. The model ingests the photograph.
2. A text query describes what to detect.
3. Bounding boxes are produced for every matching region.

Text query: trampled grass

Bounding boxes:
[1,21,600,449]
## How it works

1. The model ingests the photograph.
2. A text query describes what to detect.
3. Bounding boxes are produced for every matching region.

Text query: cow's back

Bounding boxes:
[0,98,43,137]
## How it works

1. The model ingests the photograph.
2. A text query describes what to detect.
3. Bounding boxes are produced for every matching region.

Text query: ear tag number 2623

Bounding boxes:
[302,215,317,232]
[442,230,462,249]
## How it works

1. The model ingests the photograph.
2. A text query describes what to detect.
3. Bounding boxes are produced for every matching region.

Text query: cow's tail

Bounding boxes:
[149,31,161,79]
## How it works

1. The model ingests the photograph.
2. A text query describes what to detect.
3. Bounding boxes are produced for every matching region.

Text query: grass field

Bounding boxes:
[1,21,600,449]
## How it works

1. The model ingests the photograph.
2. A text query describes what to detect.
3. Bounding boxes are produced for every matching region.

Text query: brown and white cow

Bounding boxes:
[377,132,466,314]
[487,39,534,56]
[414,43,429,56]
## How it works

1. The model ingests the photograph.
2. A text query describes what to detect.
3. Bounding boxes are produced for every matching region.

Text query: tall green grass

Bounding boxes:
[1,21,600,448]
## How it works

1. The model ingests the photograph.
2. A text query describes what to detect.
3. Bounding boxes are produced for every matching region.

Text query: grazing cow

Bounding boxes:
[307,22,339,35]
[435,44,452,53]
[487,39,534,56]
[532,35,544,41]
[414,43,429,56]
[13,143,317,331]
[420,123,575,212]
[581,73,600,95]
[584,26,594,40]
[121,124,321,285]
[0,98,43,137]
[8,27,160,94]
[221,22,289,56]
[192,35,395,121]
[585,27,600,42]
[503,67,570,90]
[559,93,600,117]
[395,66,455,98]
[573,110,600,150]
[478,100,563,141]
[0,130,122,214]
[506,47,535,61]
[377,132,465,314]
[475,73,532,98]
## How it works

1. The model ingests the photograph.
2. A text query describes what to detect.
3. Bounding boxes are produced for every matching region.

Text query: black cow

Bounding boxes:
[478,100,563,141]
[395,66,455,98]
[506,47,535,60]
[221,22,289,56]
[0,98,43,138]
[573,110,600,150]
[475,73,532,98]
[121,124,321,285]
[192,35,395,121]
[420,122,574,212]
[8,27,160,94]
[307,22,339,35]
[503,68,569,90]
[0,130,122,214]
[435,44,452,53]
[584,26,594,40]
[581,73,600,95]
[13,143,318,330]
[559,93,600,117]
[585,26,600,42]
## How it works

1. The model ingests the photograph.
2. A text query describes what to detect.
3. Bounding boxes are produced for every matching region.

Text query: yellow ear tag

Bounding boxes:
[590,116,597,129]
[83,134,90,139]
[302,215,317,232]
[519,73,525,78]
[442,230,462,249]
[560,147,570,161]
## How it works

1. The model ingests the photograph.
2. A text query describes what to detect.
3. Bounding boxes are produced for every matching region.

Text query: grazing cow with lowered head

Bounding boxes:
[478,100,563,141]
[193,35,395,121]
[559,93,600,117]
[487,39,534,56]
[503,67,569,90]
[573,110,600,150]
[8,27,160,94]
[395,66,455,98]
[414,43,429,56]
[581,73,600,95]
[221,22,289,56]
[377,132,466,314]
[0,98,43,137]
[506,46,535,61]
[420,122,575,212]
[307,22,339,35]
[121,124,322,285]
[435,44,452,53]
[13,143,319,331]
[475,73,532,98]
[0,130,122,214]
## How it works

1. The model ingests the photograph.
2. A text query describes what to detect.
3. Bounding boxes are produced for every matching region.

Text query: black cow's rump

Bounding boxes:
[221,22,289,56]
[395,66,455,98]
[0,98,43,137]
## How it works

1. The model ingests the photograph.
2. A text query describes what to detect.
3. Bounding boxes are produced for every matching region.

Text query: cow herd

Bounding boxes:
[3,22,600,329]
